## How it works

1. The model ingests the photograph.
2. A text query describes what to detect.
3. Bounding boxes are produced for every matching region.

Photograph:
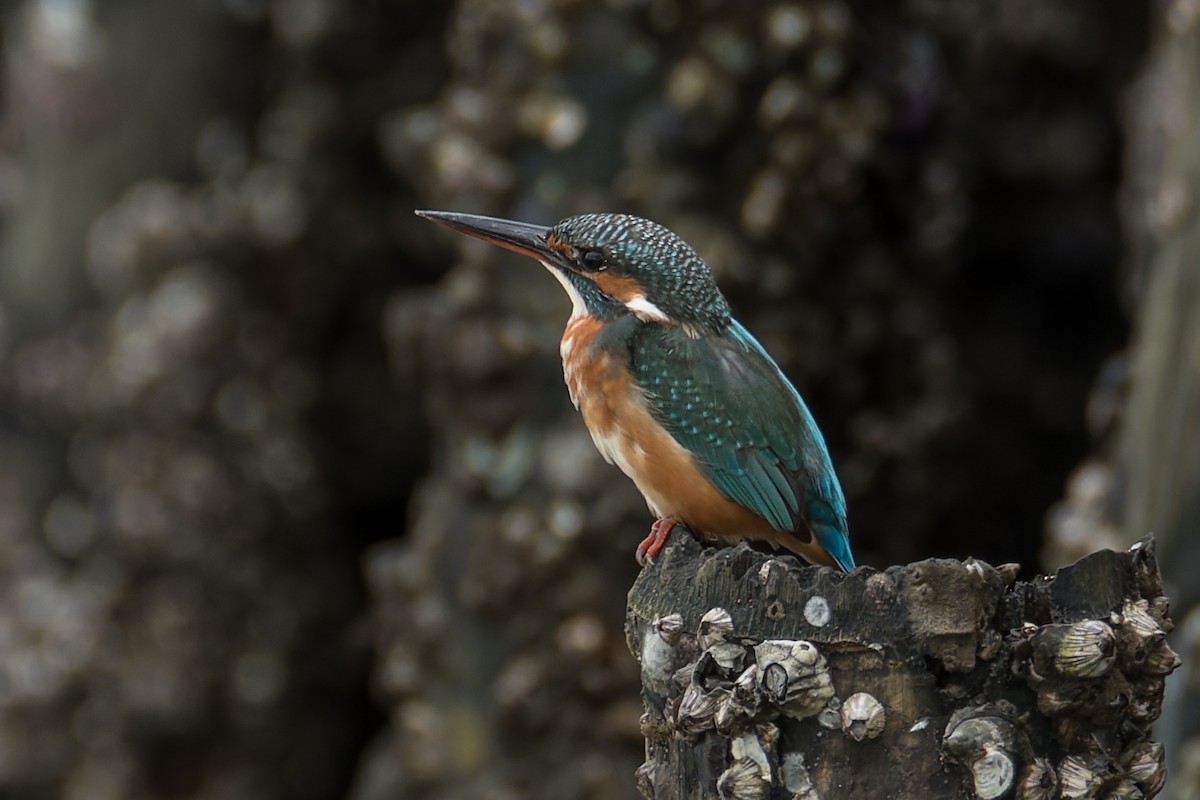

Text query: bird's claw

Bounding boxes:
[636,517,680,567]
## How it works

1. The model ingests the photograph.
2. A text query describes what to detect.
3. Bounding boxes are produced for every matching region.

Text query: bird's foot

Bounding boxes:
[636,517,680,567]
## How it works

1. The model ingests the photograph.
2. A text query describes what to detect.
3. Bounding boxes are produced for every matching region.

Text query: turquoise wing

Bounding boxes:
[628,320,854,571]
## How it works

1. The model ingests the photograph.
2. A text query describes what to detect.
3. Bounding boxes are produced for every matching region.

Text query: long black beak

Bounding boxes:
[415,210,559,263]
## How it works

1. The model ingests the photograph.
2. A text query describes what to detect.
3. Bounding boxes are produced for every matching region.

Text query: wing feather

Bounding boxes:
[629,320,854,570]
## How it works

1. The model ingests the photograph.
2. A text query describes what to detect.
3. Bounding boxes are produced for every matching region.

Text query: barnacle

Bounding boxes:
[840,692,886,742]
[1057,755,1102,800]
[716,665,762,731]
[1122,740,1165,797]
[675,681,728,735]
[717,758,770,800]
[943,713,1020,800]
[700,607,735,648]
[816,697,841,730]
[1042,619,1117,679]
[1016,758,1057,800]
[654,612,685,646]
[754,640,834,719]
[779,752,820,800]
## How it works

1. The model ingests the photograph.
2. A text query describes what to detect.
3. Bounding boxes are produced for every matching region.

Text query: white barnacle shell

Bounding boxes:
[1116,599,1162,638]
[700,607,735,648]
[714,676,754,732]
[944,716,1004,756]
[754,640,834,719]
[671,663,693,691]
[840,692,886,742]
[1122,740,1165,796]
[1115,600,1181,676]
[1016,757,1057,800]
[734,663,760,696]
[730,728,774,781]
[713,694,741,734]
[1057,755,1101,800]
[970,745,1016,800]
[1052,619,1116,678]
[803,596,830,627]
[1144,638,1182,675]
[817,697,842,730]
[716,664,762,731]
[944,714,1019,798]
[676,681,728,736]
[1149,595,1171,623]
[754,640,799,674]
[654,612,685,646]
[780,752,820,799]
[717,758,770,800]
[708,640,751,672]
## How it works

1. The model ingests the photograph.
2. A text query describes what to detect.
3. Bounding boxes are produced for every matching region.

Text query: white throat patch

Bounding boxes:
[541,261,588,320]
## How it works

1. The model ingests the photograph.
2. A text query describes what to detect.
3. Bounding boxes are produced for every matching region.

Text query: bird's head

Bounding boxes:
[417,210,732,333]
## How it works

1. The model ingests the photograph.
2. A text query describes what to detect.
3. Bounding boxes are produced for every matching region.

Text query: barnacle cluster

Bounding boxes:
[636,605,885,799]
[632,533,1175,799]
[1015,600,1174,798]
[940,545,1177,800]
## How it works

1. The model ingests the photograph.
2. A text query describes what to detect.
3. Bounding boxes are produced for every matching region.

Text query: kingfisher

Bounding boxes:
[416,209,855,572]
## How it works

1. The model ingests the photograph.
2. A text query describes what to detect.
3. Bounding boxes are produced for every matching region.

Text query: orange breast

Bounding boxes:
[559,317,802,548]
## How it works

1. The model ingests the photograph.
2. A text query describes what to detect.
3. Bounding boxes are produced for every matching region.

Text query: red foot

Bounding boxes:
[636,517,680,567]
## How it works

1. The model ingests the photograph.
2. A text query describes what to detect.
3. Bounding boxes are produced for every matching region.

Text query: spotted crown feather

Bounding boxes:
[549,214,732,332]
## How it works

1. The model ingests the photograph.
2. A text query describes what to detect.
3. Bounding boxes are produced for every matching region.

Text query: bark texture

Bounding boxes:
[628,533,1176,799]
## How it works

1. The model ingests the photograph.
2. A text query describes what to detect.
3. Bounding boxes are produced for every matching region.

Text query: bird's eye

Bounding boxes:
[580,249,607,271]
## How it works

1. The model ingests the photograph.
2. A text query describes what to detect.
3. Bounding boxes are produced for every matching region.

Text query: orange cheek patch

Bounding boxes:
[592,272,644,303]
[545,234,571,257]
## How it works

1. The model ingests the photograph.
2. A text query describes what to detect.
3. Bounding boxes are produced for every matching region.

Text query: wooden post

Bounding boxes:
[627,533,1177,799]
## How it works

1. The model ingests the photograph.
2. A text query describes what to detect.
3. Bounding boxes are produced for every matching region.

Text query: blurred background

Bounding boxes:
[0,0,1196,798]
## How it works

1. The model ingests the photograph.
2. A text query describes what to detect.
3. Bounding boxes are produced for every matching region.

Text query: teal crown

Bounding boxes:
[549,214,732,332]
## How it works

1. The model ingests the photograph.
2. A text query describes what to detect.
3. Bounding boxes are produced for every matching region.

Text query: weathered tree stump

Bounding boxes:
[627,533,1177,799]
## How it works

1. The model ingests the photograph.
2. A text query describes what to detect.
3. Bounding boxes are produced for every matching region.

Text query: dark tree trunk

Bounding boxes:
[628,534,1176,799]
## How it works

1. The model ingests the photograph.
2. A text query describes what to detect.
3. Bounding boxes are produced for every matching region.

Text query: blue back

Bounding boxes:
[628,318,854,571]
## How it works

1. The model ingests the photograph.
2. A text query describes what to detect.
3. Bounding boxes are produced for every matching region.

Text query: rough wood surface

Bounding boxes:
[627,533,1177,799]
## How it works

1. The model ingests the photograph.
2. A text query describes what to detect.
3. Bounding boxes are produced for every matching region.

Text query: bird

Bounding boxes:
[415,209,855,572]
